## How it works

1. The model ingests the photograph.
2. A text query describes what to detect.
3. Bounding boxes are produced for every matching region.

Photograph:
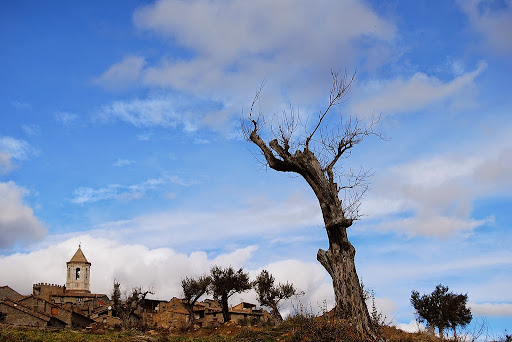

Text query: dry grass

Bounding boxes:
[0,320,462,342]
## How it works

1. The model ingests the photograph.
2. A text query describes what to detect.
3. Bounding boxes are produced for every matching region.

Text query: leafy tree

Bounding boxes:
[411,284,472,338]
[243,71,379,335]
[253,269,298,322]
[181,274,211,325]
[209,265,251,323]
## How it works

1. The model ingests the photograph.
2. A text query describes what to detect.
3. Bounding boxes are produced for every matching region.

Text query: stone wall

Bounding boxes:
[0,301,48,327]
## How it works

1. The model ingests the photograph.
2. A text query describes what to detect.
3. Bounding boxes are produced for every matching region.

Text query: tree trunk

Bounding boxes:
[317,223,373,337]
[220,294,230,323]
[270,305,283,322]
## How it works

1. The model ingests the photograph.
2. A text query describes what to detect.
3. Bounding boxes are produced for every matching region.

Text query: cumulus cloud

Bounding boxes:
[459,0,512,55]
[0,235,333,313]
[351,62,487,117]
[0,136,33,174]
[397,320,426,333]
[92,0,396,133]
[0,181,47,250]
[94,56,146,90]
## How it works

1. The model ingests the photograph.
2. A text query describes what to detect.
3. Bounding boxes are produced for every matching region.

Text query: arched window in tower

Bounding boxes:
[76,267,81,280]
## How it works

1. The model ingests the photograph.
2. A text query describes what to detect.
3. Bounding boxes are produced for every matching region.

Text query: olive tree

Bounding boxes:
[209,266,251,323]
[243,71,379,335]
[182,275,211,325]
[111,280,153,329]
[411,284,472,338]
[253,269,298,322]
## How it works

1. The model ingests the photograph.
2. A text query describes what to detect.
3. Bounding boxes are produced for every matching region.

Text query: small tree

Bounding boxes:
[112,280,153,329]
[112,280,121,313]
[253,269,298,322]
[209,265,251,323]
[181,274,211,325]
[411,284,472,338]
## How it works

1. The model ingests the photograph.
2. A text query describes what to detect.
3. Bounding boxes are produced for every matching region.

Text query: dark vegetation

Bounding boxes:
[411,284,472,339]
[253,269,299,322]
[209,266,252,323]
[111,280,154,329]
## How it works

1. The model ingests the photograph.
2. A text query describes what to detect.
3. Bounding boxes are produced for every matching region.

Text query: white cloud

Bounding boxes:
[71,174,196,205]
[11,101,32,110]
[54,112,78,126]
[459,0,512,55]
[360,126,512,237]
[133,0,394,66]
[0,235,333,314]
[92,0,396,133]
[470,303,512,316]
[88,192,323,249]
[22,124,40,136]
[0,181,47,250]
[0,136,33,174]
[113,158,135,167]
[351,62,487,117]
[94,56,146,90]
[71,178,165,204]
[397,320,426,333]
[96,95,197,131]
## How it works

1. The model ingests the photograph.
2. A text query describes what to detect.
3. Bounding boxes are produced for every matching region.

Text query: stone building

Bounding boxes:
[32,245,108,315]
[0,298,67,328]
[0,245,107,329]
[0,286,23,301]
[66,244,91,293]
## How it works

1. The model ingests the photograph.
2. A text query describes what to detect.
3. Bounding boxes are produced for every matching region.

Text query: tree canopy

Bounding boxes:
[209,266,252,322]
[411,284,472,338]
[181,274,211,325]
[253,269,298,321]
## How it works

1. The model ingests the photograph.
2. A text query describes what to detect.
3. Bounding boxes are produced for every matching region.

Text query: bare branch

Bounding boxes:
[305,70,356,149]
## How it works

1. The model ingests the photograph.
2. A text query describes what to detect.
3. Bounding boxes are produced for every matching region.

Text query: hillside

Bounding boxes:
[0,320,448,342]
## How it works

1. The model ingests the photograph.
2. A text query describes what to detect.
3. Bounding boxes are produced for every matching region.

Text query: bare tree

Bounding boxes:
[253,269,298,322]
[112,280,154,329]
[242,71,380,336]
[181,274,211,325]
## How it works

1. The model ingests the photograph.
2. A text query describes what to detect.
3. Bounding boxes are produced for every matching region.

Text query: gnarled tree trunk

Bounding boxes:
[244,71,378,338]
[317,223,372,335]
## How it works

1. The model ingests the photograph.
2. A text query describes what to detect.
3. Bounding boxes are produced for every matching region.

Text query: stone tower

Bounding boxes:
[66,244,91,293]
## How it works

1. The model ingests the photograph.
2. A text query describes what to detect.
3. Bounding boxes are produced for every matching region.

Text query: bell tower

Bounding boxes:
[66,244,91,293]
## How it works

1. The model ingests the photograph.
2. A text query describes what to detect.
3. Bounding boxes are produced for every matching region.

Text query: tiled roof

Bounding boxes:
[68,246,90,264]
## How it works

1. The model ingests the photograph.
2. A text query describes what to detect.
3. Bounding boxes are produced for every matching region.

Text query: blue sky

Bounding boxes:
[1,0,511,337]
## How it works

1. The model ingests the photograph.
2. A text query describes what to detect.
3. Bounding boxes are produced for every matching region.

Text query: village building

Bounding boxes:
[0,285,23,302]
[1,245,107,328]
[1,244,272,331]
[0,298,67,328]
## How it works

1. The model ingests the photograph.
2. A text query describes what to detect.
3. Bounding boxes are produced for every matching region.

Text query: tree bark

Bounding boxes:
[220,294,230,323]
[317,222,372,336]
[270,305,283,322]
[246,91,376,337]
